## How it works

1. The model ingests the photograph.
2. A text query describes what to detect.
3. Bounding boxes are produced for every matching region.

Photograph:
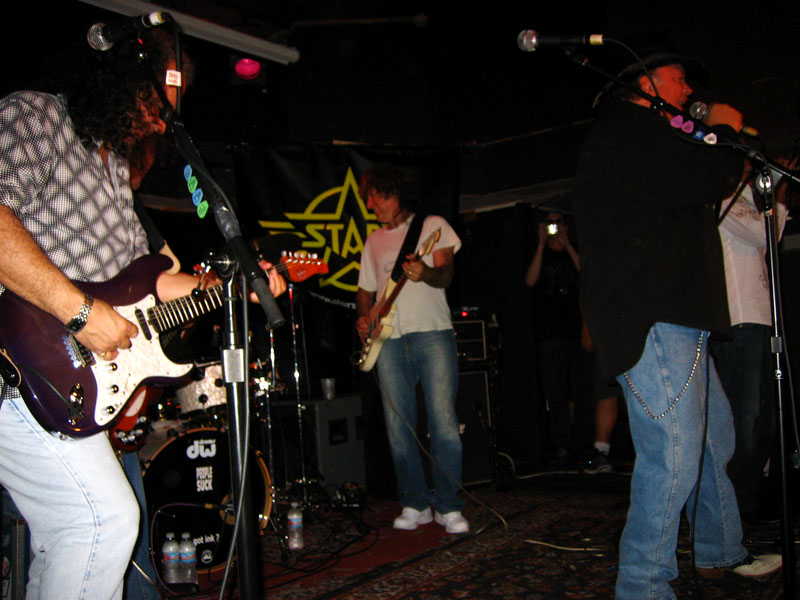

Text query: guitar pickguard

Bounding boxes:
[89,295,193,428]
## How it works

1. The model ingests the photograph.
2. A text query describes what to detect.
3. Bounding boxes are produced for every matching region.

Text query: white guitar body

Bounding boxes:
[358,280,397,372]
[356,227,441,372]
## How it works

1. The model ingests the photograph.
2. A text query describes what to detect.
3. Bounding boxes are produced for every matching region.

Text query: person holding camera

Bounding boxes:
[524,211,584,464]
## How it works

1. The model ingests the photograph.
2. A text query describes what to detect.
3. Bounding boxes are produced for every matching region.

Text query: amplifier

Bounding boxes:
[453,320,486,362]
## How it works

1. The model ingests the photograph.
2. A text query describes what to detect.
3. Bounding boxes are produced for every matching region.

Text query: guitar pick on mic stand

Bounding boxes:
[134,31,283,600]
[522,39,799,597]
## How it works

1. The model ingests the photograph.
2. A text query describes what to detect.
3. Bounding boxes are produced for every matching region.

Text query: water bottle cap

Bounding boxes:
[166,532,175,538]
[181,532,190,539]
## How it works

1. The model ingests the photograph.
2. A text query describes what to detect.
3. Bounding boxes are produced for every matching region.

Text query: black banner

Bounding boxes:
[234,144,460,307]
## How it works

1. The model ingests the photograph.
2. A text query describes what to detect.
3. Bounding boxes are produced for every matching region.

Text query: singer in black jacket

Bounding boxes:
[572,56,781,599]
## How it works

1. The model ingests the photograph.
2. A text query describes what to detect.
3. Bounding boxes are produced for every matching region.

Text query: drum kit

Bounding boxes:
[115,248,330,583]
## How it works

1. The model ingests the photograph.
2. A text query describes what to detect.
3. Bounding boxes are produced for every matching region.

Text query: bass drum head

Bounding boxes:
[141,427,271,575]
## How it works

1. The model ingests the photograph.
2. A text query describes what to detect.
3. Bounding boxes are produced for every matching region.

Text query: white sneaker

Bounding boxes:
[731,554,782,578]
[393,506,433,530]
[434,510,469,534]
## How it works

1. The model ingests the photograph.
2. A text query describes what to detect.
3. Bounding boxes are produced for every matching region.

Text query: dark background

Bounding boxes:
[5,2,800,152]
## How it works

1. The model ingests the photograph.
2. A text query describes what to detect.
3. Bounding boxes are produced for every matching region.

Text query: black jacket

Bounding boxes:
[572,100,743,377]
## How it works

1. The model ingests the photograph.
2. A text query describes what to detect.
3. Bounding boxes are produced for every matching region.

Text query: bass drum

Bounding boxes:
[141,428,271,575]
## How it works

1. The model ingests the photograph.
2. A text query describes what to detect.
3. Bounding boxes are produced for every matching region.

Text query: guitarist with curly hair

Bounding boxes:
[0,24,285,599]
[355,163,468,535]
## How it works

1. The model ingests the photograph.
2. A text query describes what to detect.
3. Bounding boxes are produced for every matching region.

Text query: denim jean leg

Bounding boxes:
[376,337,433,511]
[614,323,744,600]
[0,395,139,600]
[412,330,464,514]
[686,358,746,567]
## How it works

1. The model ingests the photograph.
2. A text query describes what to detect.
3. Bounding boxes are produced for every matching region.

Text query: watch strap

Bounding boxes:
[65,294,94,333]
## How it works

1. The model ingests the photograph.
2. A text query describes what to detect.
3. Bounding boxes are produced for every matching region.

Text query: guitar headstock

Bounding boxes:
[417,228,442,258]
[279,253,329,282]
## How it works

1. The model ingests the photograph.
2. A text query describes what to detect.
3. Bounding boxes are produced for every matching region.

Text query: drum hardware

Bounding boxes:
[286,283,314,509]
[250,352,291,563]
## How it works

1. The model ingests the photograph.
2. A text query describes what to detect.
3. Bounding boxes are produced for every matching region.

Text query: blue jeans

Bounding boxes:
[121,451,160,600]
[709,324,775,513]
[615,323,746,600]
[375,329,464,514]
[0,394,139,600]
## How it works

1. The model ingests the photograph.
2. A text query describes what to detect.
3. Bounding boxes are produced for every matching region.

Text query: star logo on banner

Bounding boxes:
[257,167,380,292]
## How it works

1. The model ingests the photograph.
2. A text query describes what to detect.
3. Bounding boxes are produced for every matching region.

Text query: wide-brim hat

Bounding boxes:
[593,36,709,107]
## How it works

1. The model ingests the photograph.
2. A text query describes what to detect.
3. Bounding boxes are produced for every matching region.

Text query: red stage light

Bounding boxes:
[234,58,262,80]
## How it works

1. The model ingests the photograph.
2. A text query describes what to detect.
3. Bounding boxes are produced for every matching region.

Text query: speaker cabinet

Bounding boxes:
[454,320,487,362]
[274,394,365,490]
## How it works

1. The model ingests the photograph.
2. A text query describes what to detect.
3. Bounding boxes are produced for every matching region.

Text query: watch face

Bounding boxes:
[66,317,85,332]
[66,295,92,333]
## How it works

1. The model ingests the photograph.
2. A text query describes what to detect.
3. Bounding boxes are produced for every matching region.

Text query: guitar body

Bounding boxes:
[356,227,441,372]
[109,384,164,452]
[0,254,192,437]
[0,252,330,438]
[358,280,397,372]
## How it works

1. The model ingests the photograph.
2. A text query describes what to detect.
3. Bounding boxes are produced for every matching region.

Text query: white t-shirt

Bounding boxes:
[718,185,788,327]
[358,214,461,338]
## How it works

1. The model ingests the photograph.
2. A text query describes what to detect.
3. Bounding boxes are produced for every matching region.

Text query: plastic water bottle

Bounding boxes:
[287,502,304,551]
[161,532,180,584]
[178,532,198,584]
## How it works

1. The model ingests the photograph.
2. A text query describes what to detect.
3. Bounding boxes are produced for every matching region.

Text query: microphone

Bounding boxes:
[86,12,170,51]
[689,101,760,137]
[517,30,604,52]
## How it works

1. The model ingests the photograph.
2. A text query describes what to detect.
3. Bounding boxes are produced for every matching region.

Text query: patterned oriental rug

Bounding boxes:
[186,472,789,600]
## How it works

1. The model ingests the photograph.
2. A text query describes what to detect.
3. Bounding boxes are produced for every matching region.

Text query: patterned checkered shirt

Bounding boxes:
[0,91,149,287]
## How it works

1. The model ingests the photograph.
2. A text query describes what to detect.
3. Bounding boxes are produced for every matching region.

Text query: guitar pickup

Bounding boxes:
[135,308,152,340]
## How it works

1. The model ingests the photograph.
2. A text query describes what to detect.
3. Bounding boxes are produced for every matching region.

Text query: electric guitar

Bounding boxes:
[0,252,328,438]
[356,228,441,372]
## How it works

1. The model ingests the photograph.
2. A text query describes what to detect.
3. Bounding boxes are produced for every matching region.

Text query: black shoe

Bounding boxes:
[584,450,613,474]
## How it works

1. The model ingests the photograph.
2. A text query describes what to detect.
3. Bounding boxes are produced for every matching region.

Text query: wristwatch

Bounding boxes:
[65,294,94,333]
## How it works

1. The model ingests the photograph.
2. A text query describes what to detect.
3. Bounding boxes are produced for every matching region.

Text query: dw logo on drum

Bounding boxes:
[186,438,217,460]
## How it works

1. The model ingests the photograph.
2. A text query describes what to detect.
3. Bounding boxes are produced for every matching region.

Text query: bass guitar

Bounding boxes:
[0,252,328,438]
[356,228,441,372]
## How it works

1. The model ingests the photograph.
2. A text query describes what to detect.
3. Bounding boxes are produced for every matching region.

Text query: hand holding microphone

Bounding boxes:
[690,101,756,137]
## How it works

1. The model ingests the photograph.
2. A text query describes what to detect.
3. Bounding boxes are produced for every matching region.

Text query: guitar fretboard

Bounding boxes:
[147,285,225,333]
[144,262,295,334]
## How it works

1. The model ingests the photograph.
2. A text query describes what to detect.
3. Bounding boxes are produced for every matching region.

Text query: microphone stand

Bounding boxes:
[134,36,285,599]
[558,47,799,596]
[752,167,797,599]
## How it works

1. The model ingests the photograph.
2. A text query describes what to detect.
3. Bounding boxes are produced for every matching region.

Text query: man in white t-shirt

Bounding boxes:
[356,163,468,534]
[710,168,789,520]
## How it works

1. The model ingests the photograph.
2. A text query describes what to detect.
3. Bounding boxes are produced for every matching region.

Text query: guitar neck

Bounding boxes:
[378,274,408,319]
[148,285,225,334]
[376,238,436,319]
[147,263,295,334]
